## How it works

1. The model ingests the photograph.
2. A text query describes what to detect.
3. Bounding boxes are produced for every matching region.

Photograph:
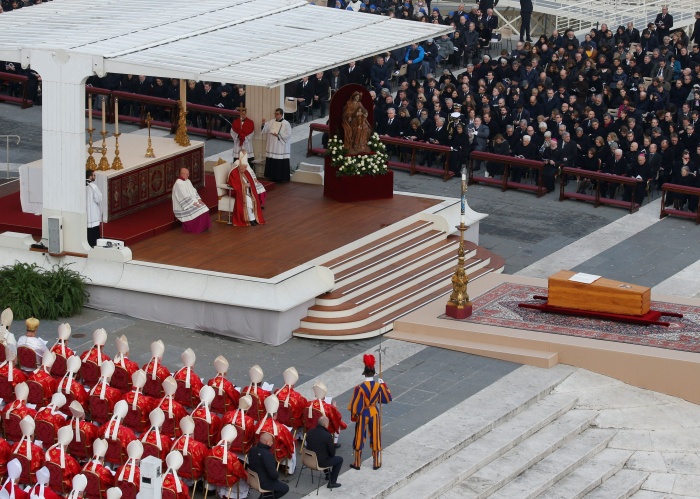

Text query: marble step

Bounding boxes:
[489,428,617,499]
[384,392,580,499]
[538,448,633,499]
[440,409,598,499]
[583,470,649,499]
[303,364,577,498]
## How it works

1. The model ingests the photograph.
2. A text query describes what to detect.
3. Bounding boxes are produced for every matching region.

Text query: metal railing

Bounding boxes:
[0,135,20,179]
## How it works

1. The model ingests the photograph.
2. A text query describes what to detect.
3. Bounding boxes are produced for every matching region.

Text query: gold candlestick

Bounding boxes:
[85,128,97,170]
[145,113,155,158]
[174,101,191,147]
[112,132,123,170]
[446,168,472,319]
[98,130,111,171]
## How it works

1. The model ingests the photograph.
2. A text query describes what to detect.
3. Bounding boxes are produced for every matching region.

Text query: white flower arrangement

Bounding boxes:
[327,133,389,177]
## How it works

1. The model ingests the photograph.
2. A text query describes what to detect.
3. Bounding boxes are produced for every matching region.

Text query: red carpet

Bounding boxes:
[0,175,219,246]
[441,283,700,354]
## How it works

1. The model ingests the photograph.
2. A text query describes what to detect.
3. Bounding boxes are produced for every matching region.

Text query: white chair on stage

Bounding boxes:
[212,160,235,225]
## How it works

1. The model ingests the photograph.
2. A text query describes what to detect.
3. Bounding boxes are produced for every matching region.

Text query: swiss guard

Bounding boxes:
[348,354,392,470]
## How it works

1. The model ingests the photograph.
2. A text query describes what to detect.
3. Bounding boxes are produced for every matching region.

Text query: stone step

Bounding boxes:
[489,429,617,499]
[385,392,580,499]
[322,220,432,269]
[538,448,633,499]
[303,364,576,498]
[583,470,649,499]
[440,409,598,499]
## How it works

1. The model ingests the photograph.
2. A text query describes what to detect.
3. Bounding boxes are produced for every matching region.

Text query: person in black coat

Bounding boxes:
[296,76,315,123]
[305,416,343,489]
[247,433,289,498]
[450,123,471,175]
[691,12,700,46]
[519,0,533,42]
[653,6,673,42]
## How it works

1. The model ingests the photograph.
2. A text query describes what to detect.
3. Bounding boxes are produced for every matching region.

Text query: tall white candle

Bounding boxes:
[88,94,92,130]
[102,99,106,133]
[461,214,466,225]
[114,98,119,134]
[462,172,466,182]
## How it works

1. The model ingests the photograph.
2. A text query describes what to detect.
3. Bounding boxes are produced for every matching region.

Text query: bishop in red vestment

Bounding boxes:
[227,153,266,227]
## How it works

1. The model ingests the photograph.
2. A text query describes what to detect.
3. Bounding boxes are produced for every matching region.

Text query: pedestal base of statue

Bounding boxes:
[445,301,473,319]
[323,159,394,203]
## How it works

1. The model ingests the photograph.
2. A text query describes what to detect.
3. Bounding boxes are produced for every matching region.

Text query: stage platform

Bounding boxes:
[0,182,488,345]
[131,182,443,279]
[388,273,700,404]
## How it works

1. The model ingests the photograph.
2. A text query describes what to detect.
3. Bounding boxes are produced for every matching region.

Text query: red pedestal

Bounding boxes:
[445,302,473,319]
[323,160,394,202]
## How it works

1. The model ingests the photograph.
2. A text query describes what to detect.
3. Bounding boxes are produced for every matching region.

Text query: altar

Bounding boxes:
[20,134,205,222]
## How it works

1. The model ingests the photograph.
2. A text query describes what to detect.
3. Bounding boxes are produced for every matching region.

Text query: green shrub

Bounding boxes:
[0,262,89,320]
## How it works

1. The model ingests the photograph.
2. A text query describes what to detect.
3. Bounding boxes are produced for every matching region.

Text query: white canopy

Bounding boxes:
[0,0,452,88]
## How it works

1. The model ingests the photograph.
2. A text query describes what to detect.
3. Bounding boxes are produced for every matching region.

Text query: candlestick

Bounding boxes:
[114,98,119,135]
[98,130,110,171]
[174,101,191,147]
[101,98,106,133]
[88,95,93,130]
[85,128,97,170]
[446,167,472,319]
[112,132,123,170]
[144,113,155,158]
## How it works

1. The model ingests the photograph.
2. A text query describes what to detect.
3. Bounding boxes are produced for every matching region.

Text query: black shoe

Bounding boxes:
[334,443,341,448]
[373,464,382,470]
[250,220,258,226]
[526,38,533,42]
[328,483,342,489]
[350,464,360,470]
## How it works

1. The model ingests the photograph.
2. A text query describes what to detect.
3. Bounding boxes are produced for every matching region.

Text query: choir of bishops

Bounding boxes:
[0,308,348,498]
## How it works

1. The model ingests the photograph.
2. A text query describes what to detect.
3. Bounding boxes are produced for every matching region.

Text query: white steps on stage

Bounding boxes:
[292,220,504,340]
[304,364,648,499]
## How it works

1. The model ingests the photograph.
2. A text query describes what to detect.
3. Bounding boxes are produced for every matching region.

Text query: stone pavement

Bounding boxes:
[1,103,700,497]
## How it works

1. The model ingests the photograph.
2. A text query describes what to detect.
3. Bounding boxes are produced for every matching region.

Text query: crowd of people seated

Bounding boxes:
[0,308,348,498]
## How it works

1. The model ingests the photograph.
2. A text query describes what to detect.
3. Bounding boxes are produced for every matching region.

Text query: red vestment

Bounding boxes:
[88,382,122,423]
[240,385,270,421]
[191,406,222,446]
[0,438,11,476]
[79,347,111,386]
[221,410,256,454]
[67,418,100,455]
[35,406,68,445]
[171,435,208,480]
[232,117,254,147]
[11,440,44,476]
[112,355,139,392]
[0,364,28,401]
[45,445,81,491]
[56,376,88,409]
[26,369,58,406]
[99,420,136,465]
[207,444,247,485]
[82,460,116,489]
[227,167,266,227]
[116,461,141,486]
[254,419,295,462]
[141,429,172,463]
[173,366,203,407]
[50,343,74,359]
[3,400,37,421]
[162,472,189,499]
[122,390,157,433]
[0,482,28,499]
[306,399,348,434]
[28,484,62,499]
[274,386,308,428]
[156,396,188,437]
[207,375,240,413]
[141,359,170,398]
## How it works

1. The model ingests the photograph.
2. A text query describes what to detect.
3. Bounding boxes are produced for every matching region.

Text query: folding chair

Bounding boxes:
[295,448,332,496]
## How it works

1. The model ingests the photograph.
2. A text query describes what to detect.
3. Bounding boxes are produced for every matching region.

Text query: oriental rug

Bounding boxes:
[440,282,700,354]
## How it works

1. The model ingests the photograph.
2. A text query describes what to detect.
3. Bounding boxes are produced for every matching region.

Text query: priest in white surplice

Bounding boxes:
[262,108,292,183]
[172,167,211,233]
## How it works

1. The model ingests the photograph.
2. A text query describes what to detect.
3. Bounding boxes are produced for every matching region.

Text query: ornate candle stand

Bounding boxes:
[145,113,155,158]
[446,168,473,319]
[174,102,191,147]
[98,131,111,171]
[112,132,123,170]
[85,128,97,170]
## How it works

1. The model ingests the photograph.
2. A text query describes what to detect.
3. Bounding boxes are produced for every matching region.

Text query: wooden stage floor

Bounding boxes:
[130,183,441,279]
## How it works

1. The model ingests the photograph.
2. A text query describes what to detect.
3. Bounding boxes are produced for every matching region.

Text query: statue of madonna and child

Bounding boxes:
[341,91,373,155]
